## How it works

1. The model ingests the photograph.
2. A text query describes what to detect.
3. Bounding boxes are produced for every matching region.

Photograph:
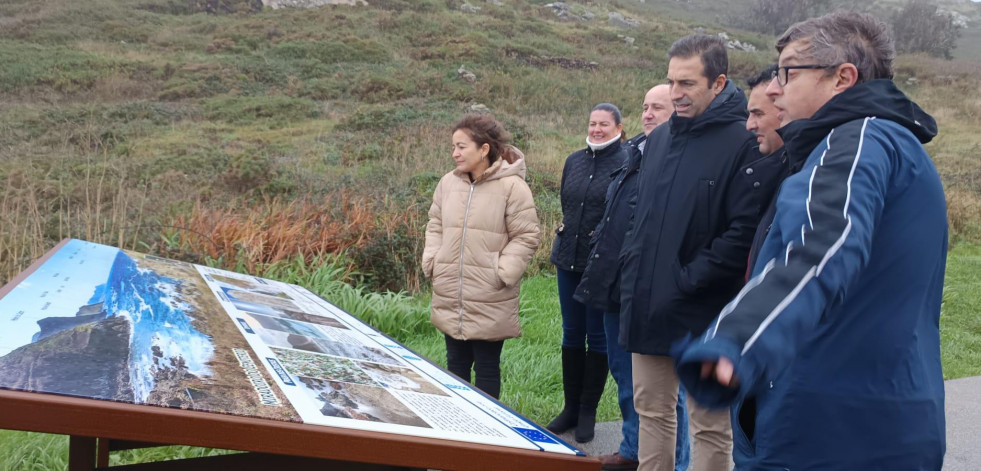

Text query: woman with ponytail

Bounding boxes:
[422,113,541,400]
[547,103,626,442]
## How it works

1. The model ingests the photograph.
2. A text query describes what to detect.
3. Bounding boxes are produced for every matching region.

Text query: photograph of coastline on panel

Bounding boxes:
[0,240,580,455]
[0,239,300,423]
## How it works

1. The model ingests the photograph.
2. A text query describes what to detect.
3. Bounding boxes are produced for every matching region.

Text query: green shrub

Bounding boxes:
[351,74,410,103]
[350,222,425,293]
[202,95,319,124]
[301,78,346,100]
[224,149,274,191]
[99,20,151,43]
[335,106,424,132]
[0,39,127,93]
[370,0,441,13]
[268,39,391,65]
[144,145,226,181]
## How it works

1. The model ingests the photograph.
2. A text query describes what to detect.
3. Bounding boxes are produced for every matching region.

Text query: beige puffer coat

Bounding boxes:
[422,147,541,341]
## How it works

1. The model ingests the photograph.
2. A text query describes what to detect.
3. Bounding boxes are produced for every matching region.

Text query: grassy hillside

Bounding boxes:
[2,0,979,290]
[0,0,763,288]
[0,2,980,467]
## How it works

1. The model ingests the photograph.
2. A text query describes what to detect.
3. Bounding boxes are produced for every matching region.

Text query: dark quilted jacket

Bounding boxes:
[550,141,626,272]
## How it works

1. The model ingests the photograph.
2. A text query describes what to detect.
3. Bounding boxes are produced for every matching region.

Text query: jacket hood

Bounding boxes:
[669,79,749,135]
[777,79,938,167]
[454,145,527,183]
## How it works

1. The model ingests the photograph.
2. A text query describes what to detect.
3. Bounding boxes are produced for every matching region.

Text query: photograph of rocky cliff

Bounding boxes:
[0,240,300,423]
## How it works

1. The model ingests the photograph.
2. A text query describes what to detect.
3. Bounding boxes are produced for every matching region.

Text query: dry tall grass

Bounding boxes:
[899,55,981,242]
[0,154,149,285]
[160,192,376,274]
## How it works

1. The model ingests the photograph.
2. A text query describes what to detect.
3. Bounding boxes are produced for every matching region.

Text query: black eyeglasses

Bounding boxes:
[777,64,841,86]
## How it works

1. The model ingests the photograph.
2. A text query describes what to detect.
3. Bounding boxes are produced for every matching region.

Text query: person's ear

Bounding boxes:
[832,64,859,94]
[480,143,490,159]
[712,74,727,94]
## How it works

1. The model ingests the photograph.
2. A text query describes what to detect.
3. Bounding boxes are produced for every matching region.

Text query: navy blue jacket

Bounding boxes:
[675,79,946,470]
[551,141,626,272]
[574,133,646,314]
[618,81,776,355]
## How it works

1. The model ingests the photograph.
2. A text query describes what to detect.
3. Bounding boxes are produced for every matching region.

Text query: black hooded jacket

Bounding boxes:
[574,133,647,313]
[618,81,780,355]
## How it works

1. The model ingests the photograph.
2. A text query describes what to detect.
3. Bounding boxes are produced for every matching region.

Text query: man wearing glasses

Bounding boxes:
[675,11,947,469]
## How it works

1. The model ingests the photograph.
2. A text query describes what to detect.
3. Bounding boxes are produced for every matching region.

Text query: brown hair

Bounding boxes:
[452,114,512,165]
[668,34,729,83]
[776,10,894,84]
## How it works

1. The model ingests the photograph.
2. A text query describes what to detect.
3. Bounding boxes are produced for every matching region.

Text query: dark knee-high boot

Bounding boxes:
[575,350,609,443]
[546,347,586,434]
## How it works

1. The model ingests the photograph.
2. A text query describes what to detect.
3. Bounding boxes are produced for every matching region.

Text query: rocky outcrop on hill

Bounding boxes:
[717,32,757,52]
[543,2,594,22]
[460,3,481,13]
[608,12,640,28]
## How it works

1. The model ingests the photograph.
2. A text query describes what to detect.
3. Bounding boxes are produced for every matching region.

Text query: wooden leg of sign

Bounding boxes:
[68,436,97,471]
[97,438,110,468]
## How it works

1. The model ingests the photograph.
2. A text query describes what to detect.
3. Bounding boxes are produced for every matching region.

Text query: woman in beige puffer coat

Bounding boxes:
[422,114,540,399]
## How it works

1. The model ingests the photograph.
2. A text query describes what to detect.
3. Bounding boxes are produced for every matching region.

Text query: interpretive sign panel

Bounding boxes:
[0,239,577,456]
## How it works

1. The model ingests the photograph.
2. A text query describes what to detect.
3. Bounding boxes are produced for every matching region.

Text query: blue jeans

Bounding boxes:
[605,312,690,470]
[557,268,606,353]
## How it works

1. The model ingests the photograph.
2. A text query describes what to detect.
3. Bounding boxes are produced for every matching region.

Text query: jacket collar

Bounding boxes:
[669,80,749,136]
[453,145,528,184]
[585,139,624,158]
[777,79,937,172]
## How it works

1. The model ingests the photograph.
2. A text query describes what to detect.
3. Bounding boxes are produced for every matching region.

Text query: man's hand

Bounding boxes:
[700,356,738,388]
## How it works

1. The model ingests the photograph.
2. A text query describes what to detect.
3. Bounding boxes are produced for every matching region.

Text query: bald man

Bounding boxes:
[574,85,689,471]
[642,84,673,137]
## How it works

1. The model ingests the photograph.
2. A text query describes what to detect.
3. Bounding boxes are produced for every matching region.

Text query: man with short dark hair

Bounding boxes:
[745,65,783,157]
[618,34,778,471]
[743,65,790,276]
[676,11,946,469]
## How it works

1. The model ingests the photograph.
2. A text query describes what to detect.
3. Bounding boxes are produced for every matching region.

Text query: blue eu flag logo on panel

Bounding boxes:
[513,427,558,444]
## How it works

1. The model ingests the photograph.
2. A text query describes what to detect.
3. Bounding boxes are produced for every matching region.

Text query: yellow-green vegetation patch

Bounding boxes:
[941,245,981,379]
[0,40,131,93]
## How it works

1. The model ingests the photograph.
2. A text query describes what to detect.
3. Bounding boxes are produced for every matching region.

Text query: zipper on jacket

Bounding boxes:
[457,182,476,337]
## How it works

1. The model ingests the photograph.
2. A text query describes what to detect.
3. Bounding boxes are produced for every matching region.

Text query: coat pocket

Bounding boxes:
[695,178,715,239]
[492,252,506,289]
[732,396,757,457]
[671,257,695,296]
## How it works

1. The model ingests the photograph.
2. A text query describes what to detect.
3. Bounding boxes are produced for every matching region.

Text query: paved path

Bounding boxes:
[943,375,981,470]
[556,376,980,469]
